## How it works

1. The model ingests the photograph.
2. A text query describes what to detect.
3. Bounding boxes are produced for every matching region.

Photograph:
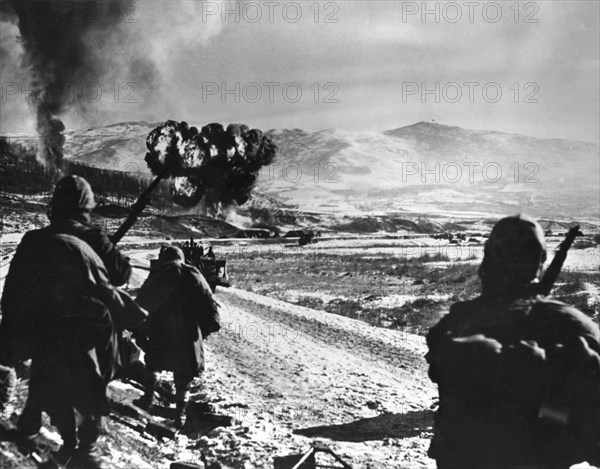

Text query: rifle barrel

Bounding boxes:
[538,226,582,296]
[539,247,568,296]
[111,168,169,244]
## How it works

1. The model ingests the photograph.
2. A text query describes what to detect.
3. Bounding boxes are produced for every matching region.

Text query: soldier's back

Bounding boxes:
[430,294,599,346]
[426,294,600,468]
[41,218,132,286]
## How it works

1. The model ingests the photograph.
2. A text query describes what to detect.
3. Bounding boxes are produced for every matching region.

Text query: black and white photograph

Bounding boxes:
[0,1,599,468]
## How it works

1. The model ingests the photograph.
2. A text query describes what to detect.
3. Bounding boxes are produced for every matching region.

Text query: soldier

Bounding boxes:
[426,214,600,468]
[45,175,132,286]
[0,175,146,460]
[47,176,141,378]
[0,232,146,460]
[206,246,215,259]
[135,246,220,426]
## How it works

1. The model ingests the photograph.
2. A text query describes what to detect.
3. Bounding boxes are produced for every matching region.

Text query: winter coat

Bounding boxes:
[426,294,600,468]
[41,217,132,286]
[0,231,145,416]
[136,259,220,377]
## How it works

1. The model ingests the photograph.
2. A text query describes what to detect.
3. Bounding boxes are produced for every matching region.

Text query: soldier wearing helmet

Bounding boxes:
[46,175,132,286]
[426,214,600,468]
[134,245,220,426]
[0,175,145,461]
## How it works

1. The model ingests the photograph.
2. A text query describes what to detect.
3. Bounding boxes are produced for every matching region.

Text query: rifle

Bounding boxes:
[110,168,169,244]
[538,225,583,296]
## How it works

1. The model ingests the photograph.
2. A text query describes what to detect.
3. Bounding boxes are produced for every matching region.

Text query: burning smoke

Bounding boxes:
[1,1,158,168]
[1,1,226,170]
[145,120,277,210]
[4,2,97,167]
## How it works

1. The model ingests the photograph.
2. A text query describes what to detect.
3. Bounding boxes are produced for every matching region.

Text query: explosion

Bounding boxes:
[145,120,277,208]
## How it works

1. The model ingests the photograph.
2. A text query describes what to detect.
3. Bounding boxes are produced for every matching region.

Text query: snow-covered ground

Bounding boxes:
[3,236,599,298]
[1,239,598,468]
[198,287,436,467]
[1,254,437,468]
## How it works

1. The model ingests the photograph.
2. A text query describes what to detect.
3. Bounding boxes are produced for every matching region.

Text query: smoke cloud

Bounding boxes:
[0,0,225,167]
[145,120,277,214]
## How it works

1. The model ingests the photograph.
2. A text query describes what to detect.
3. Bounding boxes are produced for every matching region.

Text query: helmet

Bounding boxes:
[158,245,185,262]
[50,175,96,212]
[480,214,547,285]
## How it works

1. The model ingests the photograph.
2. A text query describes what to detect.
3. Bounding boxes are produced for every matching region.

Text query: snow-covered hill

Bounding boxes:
[6,121,598,220]
[263,123,599,219]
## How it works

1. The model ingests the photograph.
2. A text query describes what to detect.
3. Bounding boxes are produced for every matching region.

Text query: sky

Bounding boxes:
[1,0,599,142]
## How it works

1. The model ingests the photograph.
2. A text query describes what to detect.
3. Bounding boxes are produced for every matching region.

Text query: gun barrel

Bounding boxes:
[538,226,582,296]
[111,168,169,244]
[539,249,568,296]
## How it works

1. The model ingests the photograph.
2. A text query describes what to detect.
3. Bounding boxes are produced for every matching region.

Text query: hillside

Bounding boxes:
[3,121,597,221]
[266,124,599,219]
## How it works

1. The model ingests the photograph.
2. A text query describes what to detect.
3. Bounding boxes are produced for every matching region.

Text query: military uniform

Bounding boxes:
[0,176,145,455]
[135,246,220,422]
[45,175,132,286]
[426,215,600,469]
[40,218,132,286]
[0,233,146,452]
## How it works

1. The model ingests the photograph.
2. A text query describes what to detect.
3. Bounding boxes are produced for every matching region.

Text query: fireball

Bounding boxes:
[144,120,277,208]
[170,176,205,207]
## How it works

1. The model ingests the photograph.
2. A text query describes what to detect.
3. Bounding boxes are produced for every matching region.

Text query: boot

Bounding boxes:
[51,407,77,459]
[173,373,192,427]
[175,400,187,428]
[78,415,102,455]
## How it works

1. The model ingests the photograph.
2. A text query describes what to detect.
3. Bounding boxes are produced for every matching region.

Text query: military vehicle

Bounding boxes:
[283,230,322,246]
[179,237,230,293]
[298,231,321,246]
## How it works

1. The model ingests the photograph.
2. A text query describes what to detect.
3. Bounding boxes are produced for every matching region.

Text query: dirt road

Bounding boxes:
[196,287,437,468]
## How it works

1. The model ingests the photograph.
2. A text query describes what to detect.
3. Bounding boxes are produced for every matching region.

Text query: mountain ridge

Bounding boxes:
[2,121,598,219]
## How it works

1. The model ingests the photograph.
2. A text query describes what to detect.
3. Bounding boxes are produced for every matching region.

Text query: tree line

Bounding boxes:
[0,137,173,208]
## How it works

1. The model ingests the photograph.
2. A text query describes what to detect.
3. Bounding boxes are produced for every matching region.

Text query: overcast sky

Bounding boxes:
[1,0,599,142]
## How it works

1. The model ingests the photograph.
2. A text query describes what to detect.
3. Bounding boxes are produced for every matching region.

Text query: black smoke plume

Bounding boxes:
[2,1,155,168]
